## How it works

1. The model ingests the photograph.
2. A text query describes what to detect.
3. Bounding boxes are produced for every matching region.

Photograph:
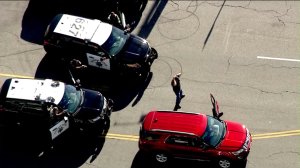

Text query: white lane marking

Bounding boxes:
[257,56,300,62]
[223,19,233,54]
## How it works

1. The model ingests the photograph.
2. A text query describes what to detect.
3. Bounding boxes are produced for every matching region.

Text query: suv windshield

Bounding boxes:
[101,27,129,56]
[201,116,225,147]
[58,85,82,113]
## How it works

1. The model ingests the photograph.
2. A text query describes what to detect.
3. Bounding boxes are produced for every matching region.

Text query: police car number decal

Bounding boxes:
[54,14,99,40]
[68,17,86,37]
[50,119,69,140]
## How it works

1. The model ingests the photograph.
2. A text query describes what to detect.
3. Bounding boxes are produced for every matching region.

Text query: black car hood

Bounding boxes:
[120,34,150,62]
[76,89,104,120]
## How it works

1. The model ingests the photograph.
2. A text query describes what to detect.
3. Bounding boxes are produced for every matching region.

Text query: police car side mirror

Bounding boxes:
[75,79,81,90]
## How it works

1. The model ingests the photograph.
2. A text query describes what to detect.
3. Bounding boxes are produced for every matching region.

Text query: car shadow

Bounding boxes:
[131,150,247,168]
[34,53,153,112]
[131,150,215,168]
[20,0,149,45]
[20,0,115,45]
[0,117,110,168]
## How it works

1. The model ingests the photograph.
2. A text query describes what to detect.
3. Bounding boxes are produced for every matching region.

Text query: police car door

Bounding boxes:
[86,52,111,71]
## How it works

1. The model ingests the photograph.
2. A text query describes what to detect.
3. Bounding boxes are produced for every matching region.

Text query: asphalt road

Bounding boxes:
[0,1,299,168]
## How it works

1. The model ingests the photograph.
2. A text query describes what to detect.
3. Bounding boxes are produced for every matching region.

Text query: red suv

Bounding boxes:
[139,94,252,168]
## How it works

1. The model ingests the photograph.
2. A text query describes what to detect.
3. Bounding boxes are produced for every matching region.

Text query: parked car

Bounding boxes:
[139,94,252,168]
[0,78,113,150]
[43,13,158,78]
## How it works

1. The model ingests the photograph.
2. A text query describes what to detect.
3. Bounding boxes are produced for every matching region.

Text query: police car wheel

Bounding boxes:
[150,48,158,60]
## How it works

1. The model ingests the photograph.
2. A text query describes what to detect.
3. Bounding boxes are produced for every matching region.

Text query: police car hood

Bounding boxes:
[121,34,149,62]
[78,89,104,120]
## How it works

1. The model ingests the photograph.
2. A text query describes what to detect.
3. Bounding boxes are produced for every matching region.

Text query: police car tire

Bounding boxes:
[150,48,158,60]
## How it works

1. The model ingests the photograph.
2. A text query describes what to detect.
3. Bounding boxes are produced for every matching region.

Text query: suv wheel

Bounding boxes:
[155,153,168,163]
[217,158,232,168]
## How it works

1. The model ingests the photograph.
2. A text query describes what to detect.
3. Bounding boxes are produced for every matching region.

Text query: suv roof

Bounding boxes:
[142,110,207,136]
[0,78,65,105]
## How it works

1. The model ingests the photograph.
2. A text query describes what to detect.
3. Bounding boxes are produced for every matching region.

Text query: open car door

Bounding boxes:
[210,93,223,120]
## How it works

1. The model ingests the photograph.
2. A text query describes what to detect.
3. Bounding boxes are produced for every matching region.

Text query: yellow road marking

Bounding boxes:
[106,135,139,141]
[253,132,300,140]
[107,133,139,139]
[106,130,300,142]
[252,130,300,137]
[1,73,299,141]
[0,73,33,79]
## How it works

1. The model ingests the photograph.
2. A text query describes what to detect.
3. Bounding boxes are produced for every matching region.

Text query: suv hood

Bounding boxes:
[217,121,247,151]
[121,34,150,62]
[77,89,104,120]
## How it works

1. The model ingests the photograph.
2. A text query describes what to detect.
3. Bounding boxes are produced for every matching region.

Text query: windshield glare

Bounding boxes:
[101,27,128,56]
[58,85,82,113]
[201,116,225,147]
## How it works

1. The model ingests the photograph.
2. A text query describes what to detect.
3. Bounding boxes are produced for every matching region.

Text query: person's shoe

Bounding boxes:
[181,95,185,99]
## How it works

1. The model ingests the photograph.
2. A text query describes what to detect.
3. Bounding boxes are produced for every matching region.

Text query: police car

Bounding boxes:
[43,14,158,77]
[0,78,112,142]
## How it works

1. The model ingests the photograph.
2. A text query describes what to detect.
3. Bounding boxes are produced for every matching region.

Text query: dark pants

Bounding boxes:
[174,89,183,110]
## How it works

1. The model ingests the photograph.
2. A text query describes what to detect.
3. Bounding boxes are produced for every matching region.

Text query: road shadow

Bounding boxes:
[137,0,168,39]
[131,150,248,168]
[21,0,149,45]
[202,0,226,50]
[34,53,153,111]
[0,120,110,168]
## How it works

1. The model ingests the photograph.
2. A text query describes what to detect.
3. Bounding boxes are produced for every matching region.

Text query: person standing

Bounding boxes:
[171,72,185,111]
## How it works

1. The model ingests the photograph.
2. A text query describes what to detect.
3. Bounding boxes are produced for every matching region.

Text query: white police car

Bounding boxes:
[44,14,158,77]
[0,78,112,142]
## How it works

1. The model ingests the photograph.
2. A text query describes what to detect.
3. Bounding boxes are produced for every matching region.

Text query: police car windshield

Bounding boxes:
[201,116,225,147]
[58,85,82,113]
[101,27,128,56]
